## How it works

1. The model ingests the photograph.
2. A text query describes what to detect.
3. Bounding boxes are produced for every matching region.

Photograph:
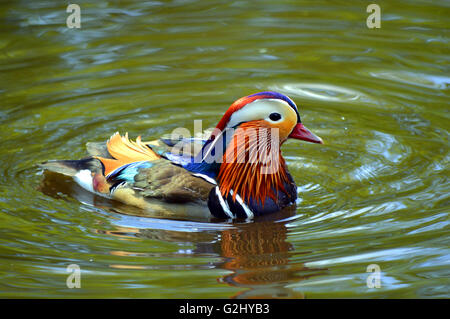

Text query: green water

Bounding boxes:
[0,0,448,298]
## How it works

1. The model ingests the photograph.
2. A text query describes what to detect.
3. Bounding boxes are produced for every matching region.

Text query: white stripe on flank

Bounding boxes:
[230,189,254,219]
[215,186,234,218]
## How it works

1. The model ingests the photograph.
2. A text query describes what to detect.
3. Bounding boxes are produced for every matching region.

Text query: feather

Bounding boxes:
[217,121,290,206]
[39,158,102,177]
[107,161,153,182]
[106,132,159,163]
[94,132,160,177]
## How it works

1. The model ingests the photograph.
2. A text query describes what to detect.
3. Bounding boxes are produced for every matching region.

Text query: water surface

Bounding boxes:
[0,0,448,298]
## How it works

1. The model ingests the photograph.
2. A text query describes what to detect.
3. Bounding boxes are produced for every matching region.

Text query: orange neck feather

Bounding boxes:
[217,121,290,206]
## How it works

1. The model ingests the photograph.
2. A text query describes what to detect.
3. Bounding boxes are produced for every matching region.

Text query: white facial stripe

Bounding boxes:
[227,99,297,128]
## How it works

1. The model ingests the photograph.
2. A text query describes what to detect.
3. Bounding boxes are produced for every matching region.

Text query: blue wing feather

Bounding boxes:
[107,161,153,183]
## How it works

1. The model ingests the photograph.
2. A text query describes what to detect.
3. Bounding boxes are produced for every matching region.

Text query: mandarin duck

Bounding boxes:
[41,92,322,220]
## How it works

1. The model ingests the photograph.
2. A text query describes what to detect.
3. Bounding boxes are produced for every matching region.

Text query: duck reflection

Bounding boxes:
[108,214,325,299]
[214,213,325,299]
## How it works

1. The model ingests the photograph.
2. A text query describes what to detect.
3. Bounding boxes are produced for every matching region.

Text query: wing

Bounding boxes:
[108,159,215,204]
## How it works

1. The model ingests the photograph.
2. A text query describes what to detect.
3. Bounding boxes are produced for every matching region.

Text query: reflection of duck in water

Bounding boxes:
[40,92,322,220]
[90,209,324,299]
[216,213,326,299]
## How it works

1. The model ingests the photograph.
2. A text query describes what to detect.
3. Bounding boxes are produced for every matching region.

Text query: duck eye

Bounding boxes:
[269,112,282,121]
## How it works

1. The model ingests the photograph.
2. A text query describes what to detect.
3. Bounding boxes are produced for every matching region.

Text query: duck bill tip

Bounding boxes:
[289,123,323,144]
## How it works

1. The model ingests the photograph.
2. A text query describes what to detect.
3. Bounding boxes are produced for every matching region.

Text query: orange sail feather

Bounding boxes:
[95,132,160,177]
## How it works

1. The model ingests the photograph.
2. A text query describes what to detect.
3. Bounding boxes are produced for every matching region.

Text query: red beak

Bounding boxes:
[289,123,323,144]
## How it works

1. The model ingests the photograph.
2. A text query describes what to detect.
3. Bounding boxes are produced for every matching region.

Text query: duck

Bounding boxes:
[40,91,322,220]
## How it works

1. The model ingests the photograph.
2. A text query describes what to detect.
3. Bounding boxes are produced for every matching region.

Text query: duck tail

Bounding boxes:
[39,158,102,177]
[39,158,109,194]
[39,133,160,194]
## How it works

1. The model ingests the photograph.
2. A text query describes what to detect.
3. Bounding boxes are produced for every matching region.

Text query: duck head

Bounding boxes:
[206,91,322,219]
[214,91,323,144]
